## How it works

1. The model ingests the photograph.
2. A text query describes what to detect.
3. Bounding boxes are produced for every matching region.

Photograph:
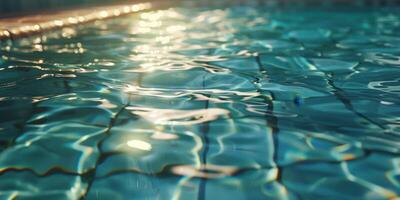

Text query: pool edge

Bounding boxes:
[0,2,153,41]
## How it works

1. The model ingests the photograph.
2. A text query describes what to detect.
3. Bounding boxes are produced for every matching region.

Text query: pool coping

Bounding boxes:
[0,2,154,41]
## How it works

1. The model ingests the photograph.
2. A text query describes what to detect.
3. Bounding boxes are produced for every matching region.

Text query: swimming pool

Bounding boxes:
[0,1,399,199]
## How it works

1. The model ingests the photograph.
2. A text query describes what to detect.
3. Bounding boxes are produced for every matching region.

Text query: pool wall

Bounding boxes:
[0,2,155,41]
[0,0,140,17]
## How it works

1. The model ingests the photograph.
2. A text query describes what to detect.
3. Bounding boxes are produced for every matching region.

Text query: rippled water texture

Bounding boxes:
[0,2,400,200]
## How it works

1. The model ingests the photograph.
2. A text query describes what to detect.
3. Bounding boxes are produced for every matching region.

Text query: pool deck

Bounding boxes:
[0,2,153,41]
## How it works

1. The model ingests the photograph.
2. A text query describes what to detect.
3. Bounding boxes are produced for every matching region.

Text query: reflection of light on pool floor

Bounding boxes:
[126,140,152,151]
[127,106,230,125]
[171,164,238,179]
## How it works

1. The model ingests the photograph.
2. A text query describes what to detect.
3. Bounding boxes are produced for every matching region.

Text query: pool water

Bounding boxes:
[0,1,400,200]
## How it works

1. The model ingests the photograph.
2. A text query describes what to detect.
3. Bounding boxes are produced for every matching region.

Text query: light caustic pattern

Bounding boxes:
[0,3,399,200]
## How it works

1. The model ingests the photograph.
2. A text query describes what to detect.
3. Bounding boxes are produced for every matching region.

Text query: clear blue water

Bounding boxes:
[0,2,400,200]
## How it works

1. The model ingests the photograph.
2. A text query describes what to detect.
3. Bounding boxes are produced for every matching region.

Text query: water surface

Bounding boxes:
[0,2,400,200]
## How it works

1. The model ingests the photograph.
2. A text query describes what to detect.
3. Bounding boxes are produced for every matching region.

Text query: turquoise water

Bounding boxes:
[0,2,400,200]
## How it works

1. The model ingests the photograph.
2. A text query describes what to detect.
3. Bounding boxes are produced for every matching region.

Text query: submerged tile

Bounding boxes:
[141,69,256,91]
[85,172,198,200]
[0,171,87,199]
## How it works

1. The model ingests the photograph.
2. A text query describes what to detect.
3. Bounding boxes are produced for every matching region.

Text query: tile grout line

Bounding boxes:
[79,89,134,199]
[325,73,387,130]
[255,55,294,198]
[197,73,211,200]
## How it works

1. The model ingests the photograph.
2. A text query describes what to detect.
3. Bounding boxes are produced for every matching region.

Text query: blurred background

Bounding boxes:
[1,0,400,18]
[0,0,140,17]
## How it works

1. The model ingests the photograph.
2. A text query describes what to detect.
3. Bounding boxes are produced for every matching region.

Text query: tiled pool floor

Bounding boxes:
[0,2,399,200]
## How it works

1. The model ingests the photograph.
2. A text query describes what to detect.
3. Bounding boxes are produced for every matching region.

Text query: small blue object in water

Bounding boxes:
[294,95,302,106]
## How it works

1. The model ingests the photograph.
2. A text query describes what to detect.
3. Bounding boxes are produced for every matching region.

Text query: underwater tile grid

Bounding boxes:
[0,1,400,200]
